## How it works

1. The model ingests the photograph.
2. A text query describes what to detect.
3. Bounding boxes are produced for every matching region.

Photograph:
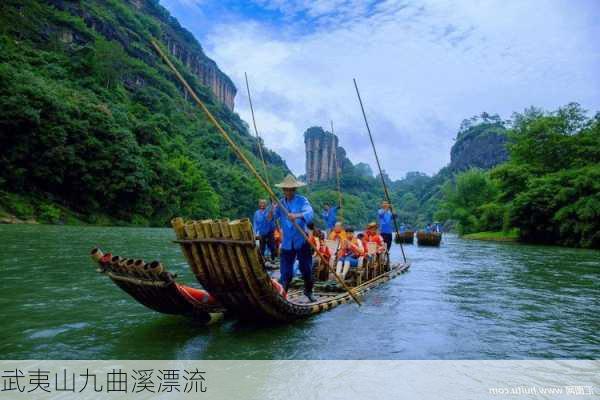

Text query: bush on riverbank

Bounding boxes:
[462,229,519,242]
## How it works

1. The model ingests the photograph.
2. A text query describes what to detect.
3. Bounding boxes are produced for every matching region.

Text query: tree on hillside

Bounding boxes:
[435,168,501,234]
[88,39,129,88]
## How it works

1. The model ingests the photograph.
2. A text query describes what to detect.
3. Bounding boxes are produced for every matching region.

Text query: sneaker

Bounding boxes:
[304,292,317,303]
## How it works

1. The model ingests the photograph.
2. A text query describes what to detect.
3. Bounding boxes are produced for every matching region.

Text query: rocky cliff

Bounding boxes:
[304,127,340,184]
[47,0,236,110]
[450,122,508,171]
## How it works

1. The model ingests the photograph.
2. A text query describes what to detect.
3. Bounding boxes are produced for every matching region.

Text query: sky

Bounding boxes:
[160,0,600,179]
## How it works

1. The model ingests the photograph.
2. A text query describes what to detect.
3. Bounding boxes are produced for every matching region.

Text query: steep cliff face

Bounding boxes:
[158,12,236,110]
[450,123,508,171]
[47,0,236,110]
[304,127,339,184]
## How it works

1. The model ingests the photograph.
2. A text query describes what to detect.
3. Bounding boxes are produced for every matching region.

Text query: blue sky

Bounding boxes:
[160,0,600,179]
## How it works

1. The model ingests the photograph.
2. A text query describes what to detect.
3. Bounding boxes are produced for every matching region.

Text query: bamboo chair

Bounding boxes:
[321,239,339,281]
[366,242,378,280]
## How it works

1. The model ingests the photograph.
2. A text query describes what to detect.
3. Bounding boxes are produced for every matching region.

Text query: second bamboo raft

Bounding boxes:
[416,231,442,246]
[90,248,224,324]
[396,231,415,244]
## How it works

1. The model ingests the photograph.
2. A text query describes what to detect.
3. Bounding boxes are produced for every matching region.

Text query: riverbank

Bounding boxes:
[462,230,519,242]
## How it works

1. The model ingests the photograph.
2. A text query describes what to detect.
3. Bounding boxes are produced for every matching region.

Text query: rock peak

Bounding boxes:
[304,127,339,184]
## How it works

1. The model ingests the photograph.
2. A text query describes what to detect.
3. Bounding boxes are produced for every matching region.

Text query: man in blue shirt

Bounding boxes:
[268,174,316,302]
[321,202,337,234]
[253,199,276,261]
[377,200,395,253]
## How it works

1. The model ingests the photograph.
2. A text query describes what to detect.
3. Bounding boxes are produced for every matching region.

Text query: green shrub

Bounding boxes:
[11,200,35,219]
[38,204,61,224]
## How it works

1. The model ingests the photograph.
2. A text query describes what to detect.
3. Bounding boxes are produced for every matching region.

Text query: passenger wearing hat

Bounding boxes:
[335,226,364,281]
[268,174,316,302]
[365,222,386,254]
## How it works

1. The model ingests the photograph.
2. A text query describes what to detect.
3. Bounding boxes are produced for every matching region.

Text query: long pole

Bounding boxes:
[330,120,343,223]
[244,73,282,234]
[244,72,271,188]
[151,39,361,305]
[353,78,407,264]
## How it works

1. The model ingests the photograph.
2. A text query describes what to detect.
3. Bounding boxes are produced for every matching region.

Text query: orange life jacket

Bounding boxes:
[338,237,364,258]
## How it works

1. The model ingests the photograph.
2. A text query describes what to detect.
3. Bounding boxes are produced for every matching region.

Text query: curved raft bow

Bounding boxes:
[172,217,411,322]
[90,248,225,325]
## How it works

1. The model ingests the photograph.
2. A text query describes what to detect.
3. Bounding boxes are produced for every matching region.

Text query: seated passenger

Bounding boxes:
[357,232,367,252]
[307,222,321,251]
[328,222,347,241]
[335,227,364,281]
[364,222,386,254]
[313,237,333,281]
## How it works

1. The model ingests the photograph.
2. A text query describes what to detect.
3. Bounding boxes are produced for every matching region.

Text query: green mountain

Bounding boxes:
[0,0,288,225]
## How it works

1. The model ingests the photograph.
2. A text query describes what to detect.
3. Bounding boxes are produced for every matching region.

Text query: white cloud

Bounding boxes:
[197,0,600,178]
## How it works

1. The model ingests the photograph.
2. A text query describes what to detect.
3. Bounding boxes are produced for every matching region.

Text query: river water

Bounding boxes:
[1,225,598,360]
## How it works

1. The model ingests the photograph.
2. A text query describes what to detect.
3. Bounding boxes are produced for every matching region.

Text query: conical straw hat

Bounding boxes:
[275,174,306,188]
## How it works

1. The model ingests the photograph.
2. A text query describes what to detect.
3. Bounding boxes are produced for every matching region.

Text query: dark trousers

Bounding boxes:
[259,230,276,259]
[381,233,392,253]
[279,242,313,294]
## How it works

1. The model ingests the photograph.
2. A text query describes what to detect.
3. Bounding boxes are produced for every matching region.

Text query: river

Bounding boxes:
[1,224,598,359]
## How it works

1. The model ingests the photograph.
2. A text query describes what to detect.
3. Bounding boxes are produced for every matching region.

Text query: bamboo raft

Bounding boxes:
[89,218,410,323]
[416,231,442,246]
[171,217,410,322]
[90,248,224,324]
[396,231,415,244]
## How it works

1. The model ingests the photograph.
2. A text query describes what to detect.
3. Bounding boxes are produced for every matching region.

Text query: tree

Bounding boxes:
[436,169,500,234]
[88,39,129,88]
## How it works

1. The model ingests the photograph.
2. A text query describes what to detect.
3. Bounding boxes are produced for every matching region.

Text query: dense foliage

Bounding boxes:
[437,104,600,248]
[0,0,288,225]
[308,155,448,229]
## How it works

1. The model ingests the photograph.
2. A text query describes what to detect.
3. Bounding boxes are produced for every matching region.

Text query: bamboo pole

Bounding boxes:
[331,120,344,223]
[151,39,361,305]
[353,78,407,264]
[245,72,282,233]
[244,72,271,188]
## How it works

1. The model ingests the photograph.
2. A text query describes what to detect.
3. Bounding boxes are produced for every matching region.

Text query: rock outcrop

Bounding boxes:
[304,127,339,184]
[160,29,236,110]
[450,123,508,171]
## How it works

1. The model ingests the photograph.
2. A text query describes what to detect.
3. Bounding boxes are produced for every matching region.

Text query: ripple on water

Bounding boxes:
[28,322,90,339]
